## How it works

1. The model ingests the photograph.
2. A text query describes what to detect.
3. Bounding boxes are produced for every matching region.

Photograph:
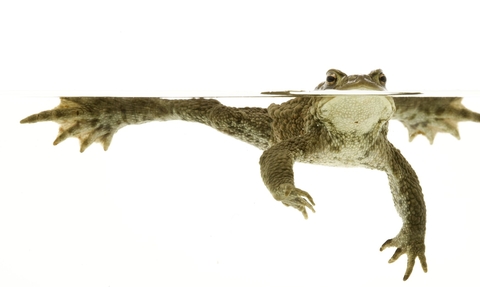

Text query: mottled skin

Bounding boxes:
[20,69,480,281]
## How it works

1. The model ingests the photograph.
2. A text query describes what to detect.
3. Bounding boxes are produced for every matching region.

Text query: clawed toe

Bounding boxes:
[379,235,427,281]
[278,184,316,219]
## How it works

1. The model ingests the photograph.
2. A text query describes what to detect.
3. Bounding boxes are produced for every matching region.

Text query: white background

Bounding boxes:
[1,1,480,286]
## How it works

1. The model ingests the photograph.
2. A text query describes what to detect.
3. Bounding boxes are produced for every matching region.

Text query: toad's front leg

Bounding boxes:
[260,137,315,219]
[380,142,428,281]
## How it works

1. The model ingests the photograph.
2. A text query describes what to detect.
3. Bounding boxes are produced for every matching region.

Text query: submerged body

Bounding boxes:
[20,69,480,281]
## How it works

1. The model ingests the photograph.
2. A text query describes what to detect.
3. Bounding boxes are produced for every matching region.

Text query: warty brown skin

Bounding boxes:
[20,69,480,281]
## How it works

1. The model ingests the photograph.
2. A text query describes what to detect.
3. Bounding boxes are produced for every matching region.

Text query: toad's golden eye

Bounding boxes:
[379,74,387,84]
[326,74,336,84]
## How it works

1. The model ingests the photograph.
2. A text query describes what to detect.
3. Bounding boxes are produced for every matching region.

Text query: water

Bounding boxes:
[2,96,480,286]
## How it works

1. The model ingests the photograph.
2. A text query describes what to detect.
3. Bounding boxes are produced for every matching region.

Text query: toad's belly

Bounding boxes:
[299,137,381,168]
[302,149,370,167]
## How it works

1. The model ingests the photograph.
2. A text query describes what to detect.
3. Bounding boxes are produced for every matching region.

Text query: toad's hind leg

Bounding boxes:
[169,99,273,150]
[20,97,273,152]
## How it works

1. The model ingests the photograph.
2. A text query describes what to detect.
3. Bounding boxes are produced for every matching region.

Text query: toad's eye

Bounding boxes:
[326,75,336,83]
[379,74,387,84]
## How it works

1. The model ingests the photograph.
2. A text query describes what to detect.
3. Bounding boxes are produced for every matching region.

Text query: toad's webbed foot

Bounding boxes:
[20,97,164,152]
[393,97,480,143]
[380,227,427,281]
[277,183,315,219]
[21,98,125,152]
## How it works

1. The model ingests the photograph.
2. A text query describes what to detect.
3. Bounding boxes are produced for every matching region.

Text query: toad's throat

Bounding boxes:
[318,96,395,135]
